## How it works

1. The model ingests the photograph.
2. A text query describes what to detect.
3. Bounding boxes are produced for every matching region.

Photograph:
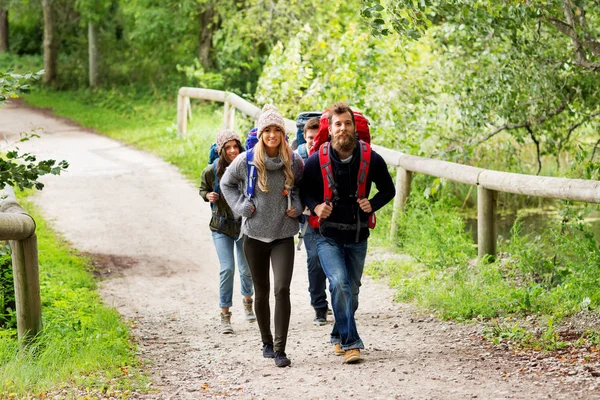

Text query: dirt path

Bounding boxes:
[1,101,599,399]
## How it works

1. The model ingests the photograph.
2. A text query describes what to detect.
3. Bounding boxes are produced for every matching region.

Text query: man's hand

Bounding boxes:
[285,207,296,217]
[357,198,372,213]
[207,192,220,203]
[314,202,333,219]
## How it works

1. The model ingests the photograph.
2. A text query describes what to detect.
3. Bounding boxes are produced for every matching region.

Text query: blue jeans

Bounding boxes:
[212,231,253,308]
[316,236,368,350]
[302,223,328,310]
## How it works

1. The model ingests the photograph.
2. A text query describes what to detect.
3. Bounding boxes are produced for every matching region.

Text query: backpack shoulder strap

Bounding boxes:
[356,140,372,199]
[318,142,335,203]
[246,149,257,198]
[212,160,220,195]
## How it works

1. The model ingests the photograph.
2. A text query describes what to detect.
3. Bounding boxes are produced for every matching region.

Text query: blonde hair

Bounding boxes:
[253,130,294,193]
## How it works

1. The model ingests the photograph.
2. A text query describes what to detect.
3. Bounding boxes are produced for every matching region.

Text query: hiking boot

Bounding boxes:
[243,298,256,322]
[262,343,276,358]
[344,349,361,364]
[220,312,233,334]
[314,307,327,326]
[333,343,344,356]
[274,351,291,367]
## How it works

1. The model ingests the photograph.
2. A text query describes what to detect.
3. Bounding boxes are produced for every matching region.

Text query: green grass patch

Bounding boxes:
[0,195,146,397]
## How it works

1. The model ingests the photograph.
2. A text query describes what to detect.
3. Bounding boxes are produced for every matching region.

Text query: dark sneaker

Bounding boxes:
[274,351,291,367]
[262,343,275,358]
[314,308,327,325]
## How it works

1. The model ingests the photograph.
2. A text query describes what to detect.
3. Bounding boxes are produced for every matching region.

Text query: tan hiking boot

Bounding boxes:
[344,349,361,363]
[220,312,233,334]
[243,298,256,322]
[333,343,344,356]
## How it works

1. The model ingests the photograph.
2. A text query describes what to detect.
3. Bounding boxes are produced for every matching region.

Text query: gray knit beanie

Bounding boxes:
[216,129,241,154]
[256,104,285,138]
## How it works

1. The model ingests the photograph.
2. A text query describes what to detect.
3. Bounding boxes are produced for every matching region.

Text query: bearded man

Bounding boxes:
[300,102,395,364]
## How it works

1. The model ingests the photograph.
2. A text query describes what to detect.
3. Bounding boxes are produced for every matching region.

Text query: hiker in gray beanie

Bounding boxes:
[199,129,256,335]
[220,104,304,368]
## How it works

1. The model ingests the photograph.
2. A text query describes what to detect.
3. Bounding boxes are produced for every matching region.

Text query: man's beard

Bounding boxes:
[332,133,357,154]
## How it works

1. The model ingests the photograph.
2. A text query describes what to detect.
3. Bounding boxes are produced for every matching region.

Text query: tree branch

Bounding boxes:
[591,138,600,162]
[541,1,600,70]
[526,126,543,175]
[470,95,571,147]
[558,110,600,152]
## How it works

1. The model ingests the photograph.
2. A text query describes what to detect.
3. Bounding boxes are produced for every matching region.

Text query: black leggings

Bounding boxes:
[243,236,295,352]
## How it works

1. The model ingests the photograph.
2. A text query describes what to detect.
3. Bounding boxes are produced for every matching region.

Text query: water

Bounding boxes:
[465,210,600,243]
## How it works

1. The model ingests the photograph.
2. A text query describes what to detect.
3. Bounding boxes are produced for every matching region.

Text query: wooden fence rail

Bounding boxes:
[177,87,600,260]
[0,186,41,344]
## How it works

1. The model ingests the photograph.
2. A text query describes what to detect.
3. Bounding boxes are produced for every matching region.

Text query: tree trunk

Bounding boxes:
[88,22,98,87]
[42,0,57,84]
[198,3,218,70]
[0,0,8,52]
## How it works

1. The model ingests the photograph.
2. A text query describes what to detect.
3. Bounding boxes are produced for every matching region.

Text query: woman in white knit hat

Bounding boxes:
[221,105,303,368]
[199,129,256,335]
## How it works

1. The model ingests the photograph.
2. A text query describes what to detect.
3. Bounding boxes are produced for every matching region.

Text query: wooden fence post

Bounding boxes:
[223,101,231,129]
[390,167,412,241]
[9,234,42,344]
[177,94,187,138]
[477,186,497,261]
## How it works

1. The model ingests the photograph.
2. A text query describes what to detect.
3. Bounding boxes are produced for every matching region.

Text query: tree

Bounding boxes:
[75,0,113,87]
[42,0,57,84]
[359,0,600,173]
[0,0,8,52]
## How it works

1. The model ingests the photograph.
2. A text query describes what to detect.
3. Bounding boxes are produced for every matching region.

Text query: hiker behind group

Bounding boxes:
[199,129,257,334]
[221,104,304,368]
[300,102,395,364]
[295,117,329,325]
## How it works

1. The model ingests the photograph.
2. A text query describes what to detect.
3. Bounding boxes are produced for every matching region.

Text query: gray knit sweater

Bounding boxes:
[220,151,304,240]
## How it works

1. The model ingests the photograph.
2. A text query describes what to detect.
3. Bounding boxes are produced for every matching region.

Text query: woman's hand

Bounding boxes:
[285,206,296,217]
[207,192,220,203]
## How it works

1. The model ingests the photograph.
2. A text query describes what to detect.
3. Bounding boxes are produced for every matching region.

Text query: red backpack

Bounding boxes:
[307,111,376,231]
[309,111,371,156]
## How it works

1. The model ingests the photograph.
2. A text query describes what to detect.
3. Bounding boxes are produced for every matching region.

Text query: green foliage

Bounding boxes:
[0,244,15,329]
[0,68,43,101]
[0,68,70,190]
[0,199,145,396]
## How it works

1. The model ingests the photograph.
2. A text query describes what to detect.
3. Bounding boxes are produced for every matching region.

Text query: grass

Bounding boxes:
[0,195,147,397]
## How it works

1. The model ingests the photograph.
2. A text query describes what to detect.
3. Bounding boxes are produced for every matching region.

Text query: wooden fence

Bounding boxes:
[0,186,41,343]
[177,87,600,260]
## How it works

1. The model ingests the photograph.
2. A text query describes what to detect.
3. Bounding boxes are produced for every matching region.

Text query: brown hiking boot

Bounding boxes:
[220,312,233,334]
[333,343,344,356]
[243,298,256,322]
[344,349,361,363]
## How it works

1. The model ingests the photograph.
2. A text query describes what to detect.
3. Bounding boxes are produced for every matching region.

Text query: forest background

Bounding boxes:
[2,0,600,396]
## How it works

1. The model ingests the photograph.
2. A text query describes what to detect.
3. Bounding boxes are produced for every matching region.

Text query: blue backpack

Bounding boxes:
[245,148,295,199]
[208,143,219,165]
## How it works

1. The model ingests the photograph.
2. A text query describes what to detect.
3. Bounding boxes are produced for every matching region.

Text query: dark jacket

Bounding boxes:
[199,162,241,239]
[300,143,395,243]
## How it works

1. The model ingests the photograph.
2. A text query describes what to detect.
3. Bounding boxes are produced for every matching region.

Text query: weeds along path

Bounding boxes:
[1,101,598,399]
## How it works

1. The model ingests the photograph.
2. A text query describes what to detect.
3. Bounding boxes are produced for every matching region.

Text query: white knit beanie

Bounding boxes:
[216,129,241,154]
[256,104,285,138]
